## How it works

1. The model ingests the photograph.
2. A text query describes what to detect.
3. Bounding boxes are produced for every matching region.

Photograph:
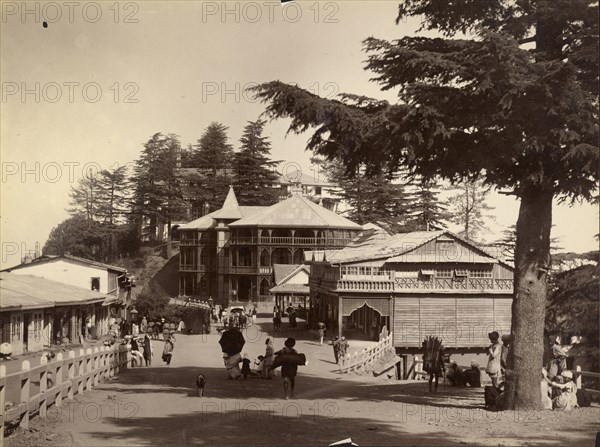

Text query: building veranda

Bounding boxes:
[178,186,362,305]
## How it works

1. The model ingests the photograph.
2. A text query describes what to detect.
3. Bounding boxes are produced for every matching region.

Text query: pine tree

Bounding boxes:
[132,133,187,249]
[68,168,101,227]
[320,159,414,232]
[409,177,449,231]
[96,165,131,226]
[252,1,599,410]
[233,119,280,206]
[191,122,235,211]
[445,179,494,242]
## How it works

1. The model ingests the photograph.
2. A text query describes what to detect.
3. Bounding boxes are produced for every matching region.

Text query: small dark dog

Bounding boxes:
[196,374,206,397]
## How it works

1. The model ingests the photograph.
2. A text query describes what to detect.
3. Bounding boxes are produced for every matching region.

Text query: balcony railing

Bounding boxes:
[229,237,351,246]
[335,276,513,292]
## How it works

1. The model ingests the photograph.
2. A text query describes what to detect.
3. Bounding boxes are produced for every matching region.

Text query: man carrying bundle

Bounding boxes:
[422,336,445,393]
[271,337,307,399]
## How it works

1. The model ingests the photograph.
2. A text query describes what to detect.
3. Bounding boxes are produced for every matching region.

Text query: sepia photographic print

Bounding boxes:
[1,1,599,446]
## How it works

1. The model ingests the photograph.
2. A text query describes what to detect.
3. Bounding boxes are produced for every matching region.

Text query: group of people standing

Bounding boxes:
[129,332,176,367]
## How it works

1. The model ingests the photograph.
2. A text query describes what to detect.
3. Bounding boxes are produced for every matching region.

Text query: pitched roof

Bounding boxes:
[306,230,508,267]
[273,264,301,284]
[272,264,310,285]
[269,283,310,295]
[0,273,108,311]
[229,195,362,229]
[178,206,268,231]
[213,186,243,220]
[2,254,126,273]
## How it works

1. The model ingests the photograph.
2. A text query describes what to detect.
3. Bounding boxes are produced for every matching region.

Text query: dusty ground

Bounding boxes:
[5,314,599,446]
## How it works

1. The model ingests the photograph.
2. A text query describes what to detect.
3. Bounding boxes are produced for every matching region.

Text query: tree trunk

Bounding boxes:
[504,187,553,410]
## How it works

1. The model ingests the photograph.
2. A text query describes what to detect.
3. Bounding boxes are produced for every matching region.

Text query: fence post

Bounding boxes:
[1,364,6,443]
[39,355,48,418]
[78,349,85,395]
[576,365,582,389]
[93,347,100,386]
[56,353,64,406]
[20,360,31,430]
[86,348,93,391]
[68,351,75,400]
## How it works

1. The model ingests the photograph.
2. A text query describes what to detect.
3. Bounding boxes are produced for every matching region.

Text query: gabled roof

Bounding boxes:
[213,186,243,220]
[0,273,108,311]
[2,254,126,273]
[306,230,510,268]
[272,264,310,285]
[179,206,268,231]
[229,195,362,229]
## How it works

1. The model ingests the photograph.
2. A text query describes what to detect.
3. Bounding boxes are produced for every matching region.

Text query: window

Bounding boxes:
[91,278,100,291]
[421,269,434,276]
[470,269,492,278]
[455,269,468,277]
[435,269,452,278]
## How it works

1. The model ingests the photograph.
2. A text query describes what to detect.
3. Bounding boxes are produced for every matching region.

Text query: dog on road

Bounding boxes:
[196,374,206,397]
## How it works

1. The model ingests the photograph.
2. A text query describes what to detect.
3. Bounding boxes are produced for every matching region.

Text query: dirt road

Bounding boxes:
[5,316,599,446]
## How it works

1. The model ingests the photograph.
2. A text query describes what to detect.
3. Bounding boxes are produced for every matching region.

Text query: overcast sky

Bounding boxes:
[1,1,598,268]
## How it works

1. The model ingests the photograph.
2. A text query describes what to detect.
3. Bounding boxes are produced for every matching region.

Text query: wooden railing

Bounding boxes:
[229,237,351,246]
[335,276,514,292]
[0,345,129,440]
[338,333,394,374]
[576,366,600,396]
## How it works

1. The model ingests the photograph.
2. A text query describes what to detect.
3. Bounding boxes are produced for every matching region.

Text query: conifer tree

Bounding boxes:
[445,179,494,242]
[409,177,449,231]
[252,1,599,409]
[233,119,279,206]
[191,122,234,211]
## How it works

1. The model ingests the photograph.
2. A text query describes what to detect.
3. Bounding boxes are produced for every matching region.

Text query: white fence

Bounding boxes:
[0,345,129,441]
[338,333,395,374]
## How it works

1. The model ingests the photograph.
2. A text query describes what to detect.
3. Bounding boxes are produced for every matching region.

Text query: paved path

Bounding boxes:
[6,315,600,446]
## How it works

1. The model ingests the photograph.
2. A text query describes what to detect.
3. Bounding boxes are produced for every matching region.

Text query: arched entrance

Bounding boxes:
[347,303,387,341]
[272,247,292,264]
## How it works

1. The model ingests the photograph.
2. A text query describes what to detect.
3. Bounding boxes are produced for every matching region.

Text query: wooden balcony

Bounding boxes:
[334,273,513,293]
[179,265,213,273]
[229,237,351,246]
[225,266,274,275]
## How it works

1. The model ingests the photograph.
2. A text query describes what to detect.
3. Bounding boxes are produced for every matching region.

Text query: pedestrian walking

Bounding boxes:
[338,336,349,361]
[251,307,257,325]
[332,336,340,364]
[273,338,299,399]
[143,334,153,366]
[162,334,174,366]
[317,322,326,346]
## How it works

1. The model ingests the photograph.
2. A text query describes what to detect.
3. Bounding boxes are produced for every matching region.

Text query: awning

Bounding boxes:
[102,296,123,307]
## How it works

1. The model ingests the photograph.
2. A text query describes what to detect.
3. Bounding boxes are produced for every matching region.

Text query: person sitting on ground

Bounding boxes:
[550,370,578,411]
[463,361,481,387]
[446,361,466,386]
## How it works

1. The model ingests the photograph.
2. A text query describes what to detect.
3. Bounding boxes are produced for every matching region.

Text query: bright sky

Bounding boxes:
[1,1,598,268]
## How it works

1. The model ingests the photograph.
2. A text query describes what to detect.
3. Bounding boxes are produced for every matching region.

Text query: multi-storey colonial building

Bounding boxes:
[178,187,362,304]
[307,228,514,354]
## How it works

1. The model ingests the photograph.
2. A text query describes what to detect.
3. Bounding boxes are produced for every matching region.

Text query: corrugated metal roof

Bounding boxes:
[179,207,268,231]
[273,264,301,284]
[0,273,108,310]
[229,195,362,229]
[387,253,497,264]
